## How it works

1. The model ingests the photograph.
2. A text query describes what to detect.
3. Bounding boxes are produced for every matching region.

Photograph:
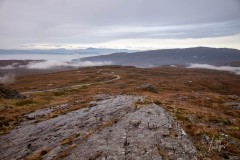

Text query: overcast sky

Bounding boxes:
[0,0,240,50]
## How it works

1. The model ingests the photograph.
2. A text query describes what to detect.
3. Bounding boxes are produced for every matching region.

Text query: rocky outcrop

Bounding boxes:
[0,95,196,160]
[0,83,26,99]
[138,83,159,93]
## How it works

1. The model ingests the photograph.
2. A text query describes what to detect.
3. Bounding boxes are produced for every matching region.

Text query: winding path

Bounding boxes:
[22,71,120,94]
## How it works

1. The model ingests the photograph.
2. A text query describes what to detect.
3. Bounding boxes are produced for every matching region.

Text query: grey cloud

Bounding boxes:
[1,0,238,25]
[0,0,239,48]
[94,21,240,40]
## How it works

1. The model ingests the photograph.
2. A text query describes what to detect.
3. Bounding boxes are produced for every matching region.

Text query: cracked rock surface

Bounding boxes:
[0,95,196,160]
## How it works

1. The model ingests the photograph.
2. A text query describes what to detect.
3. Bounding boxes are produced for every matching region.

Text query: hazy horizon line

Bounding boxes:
[0,46,240,51]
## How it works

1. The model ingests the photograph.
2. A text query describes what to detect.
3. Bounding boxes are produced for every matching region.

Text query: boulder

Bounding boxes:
[138,83,158,93]
[0,83,26,99]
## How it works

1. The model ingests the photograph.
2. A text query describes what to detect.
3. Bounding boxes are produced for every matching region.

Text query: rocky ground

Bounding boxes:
[0,95,196,160]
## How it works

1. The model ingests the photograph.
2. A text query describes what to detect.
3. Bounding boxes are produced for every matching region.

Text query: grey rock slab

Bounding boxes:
[0,95,141,160]
[0,95,197,160]
[64,104,197,160]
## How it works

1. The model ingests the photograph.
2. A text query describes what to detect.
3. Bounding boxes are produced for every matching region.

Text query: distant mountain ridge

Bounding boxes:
[80,47,240,67]
[0,48,135,55]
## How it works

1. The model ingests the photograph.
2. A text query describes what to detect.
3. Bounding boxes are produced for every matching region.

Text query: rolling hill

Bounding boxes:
[80,47,240,67]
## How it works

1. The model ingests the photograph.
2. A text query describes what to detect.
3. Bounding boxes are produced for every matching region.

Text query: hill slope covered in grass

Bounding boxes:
[0,66,239,159]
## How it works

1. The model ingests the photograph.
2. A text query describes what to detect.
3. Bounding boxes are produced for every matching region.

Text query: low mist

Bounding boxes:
[188,64,240,75]
[0,60,112,70]
[25,60,112,69]
[0,74,15,84]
